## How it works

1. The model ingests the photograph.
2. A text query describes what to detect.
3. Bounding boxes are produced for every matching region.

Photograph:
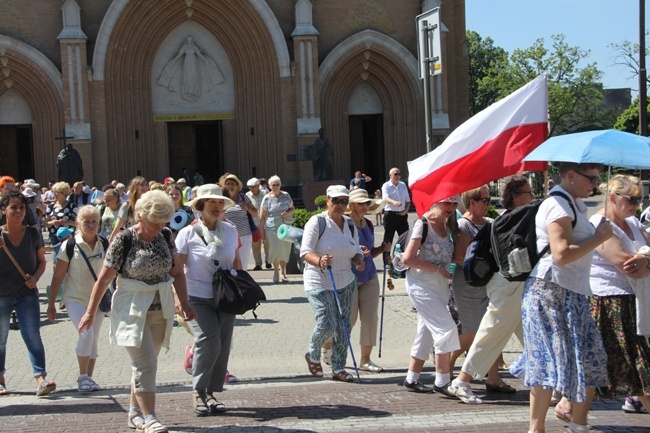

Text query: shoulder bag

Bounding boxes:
[74,239,112,313]
[192,224,266,317]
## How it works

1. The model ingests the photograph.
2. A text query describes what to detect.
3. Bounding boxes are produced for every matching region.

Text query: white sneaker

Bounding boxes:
[321,347,332,366]
[448,379,483,404]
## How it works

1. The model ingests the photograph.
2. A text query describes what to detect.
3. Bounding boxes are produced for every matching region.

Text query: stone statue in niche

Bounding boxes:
[158,37,225,101]
[312,128,334,181]
[57,143,84,186]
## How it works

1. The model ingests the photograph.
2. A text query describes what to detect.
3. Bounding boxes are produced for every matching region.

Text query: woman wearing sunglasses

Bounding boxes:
[300,185,364,382]
[554,175,650,420]
[448,185,510,397]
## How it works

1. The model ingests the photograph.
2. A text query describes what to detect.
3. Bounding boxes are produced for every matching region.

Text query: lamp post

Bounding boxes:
[640,0,647,136]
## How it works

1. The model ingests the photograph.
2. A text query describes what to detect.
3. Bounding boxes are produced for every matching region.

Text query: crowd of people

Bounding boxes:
[0,163,649,433]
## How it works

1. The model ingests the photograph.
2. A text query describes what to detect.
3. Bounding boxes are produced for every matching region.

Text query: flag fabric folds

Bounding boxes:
[408,74,549,216]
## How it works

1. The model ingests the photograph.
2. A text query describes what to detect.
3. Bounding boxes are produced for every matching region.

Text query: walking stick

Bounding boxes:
[378,251,388,358]
[327,266,361,383]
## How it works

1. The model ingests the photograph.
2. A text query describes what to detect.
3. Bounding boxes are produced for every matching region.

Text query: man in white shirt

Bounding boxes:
[381,167,410,244]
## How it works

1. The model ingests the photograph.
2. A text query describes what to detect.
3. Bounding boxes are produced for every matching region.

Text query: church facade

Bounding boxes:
[0,0,468,193]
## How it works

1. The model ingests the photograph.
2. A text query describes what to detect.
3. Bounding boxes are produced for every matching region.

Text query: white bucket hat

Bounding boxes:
[188,184,235,209]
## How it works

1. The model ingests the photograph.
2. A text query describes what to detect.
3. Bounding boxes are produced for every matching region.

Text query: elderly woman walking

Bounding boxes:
[79,190,196,433]
[509,163,613,433]
[259,175,295,283]
[176,184,240,415]
[301,185,364,382]
[47,205,107,392]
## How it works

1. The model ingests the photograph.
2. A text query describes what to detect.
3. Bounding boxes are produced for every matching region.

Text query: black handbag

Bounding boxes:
[213,269,266,317]
[192,225,266,317]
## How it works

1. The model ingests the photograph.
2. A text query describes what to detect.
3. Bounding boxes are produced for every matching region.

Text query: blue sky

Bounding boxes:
[465,0,649,91]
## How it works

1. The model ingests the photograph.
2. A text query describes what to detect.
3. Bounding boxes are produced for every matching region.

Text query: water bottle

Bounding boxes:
[392,244,408,272]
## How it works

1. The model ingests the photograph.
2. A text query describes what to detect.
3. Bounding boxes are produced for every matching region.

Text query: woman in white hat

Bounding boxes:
[219,173,257,271]
[300,185,364,382]
[343,188,389,372]
[259,175,295,283]
[175,184,240,416]
[401,196,463,397]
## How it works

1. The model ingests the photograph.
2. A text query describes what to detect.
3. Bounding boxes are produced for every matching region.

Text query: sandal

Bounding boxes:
[0,382,7,396]
[127,412,145,430]
[332,370,353,382]
[87,377,101,392]
[555,404,593,430]
[142,418,168,433]
[77,375,92,392]
[36,380,56,397]
[485,381,516,394]
[193,392,211,416]
[305,353,323,377]
[206,393,227,413]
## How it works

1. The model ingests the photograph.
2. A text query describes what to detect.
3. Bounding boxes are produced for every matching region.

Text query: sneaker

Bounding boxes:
[225,371,238,383]
[448,379,483,404]
[402,379,433,393]
[184,345,194,375]
[622,396,648,413]
[321,347,332,366]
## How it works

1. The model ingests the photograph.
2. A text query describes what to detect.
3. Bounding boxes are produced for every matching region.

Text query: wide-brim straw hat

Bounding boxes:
[220,174,243,191]
[346,188,385,215]
[187,184,235,209]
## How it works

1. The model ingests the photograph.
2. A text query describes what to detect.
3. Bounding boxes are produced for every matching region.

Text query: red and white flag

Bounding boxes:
[408,74,548,216]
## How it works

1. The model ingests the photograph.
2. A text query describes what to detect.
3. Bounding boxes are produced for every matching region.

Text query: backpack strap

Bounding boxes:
[316,214,355,241]
[118,228,133,274]
[420,216,429,243]
[65,236,76,262]
[537,190,578,258]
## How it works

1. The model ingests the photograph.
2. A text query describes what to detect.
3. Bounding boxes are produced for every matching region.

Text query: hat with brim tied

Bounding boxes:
[188,184,235,209]
[438,194,461,204]
[346,188,385,215]
[326,185,349,198]
[220,174,243,191]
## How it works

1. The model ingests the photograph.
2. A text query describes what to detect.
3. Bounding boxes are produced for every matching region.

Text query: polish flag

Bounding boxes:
[408,74,549,216]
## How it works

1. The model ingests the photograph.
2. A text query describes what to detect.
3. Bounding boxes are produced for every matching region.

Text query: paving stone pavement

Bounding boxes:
[3,196,649,431]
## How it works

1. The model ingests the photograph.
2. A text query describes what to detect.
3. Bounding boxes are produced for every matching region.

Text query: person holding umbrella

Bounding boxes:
[300,185,364,382]
[509,162,613,433]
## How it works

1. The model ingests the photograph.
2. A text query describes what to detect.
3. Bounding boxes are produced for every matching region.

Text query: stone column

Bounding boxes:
[58,0,93,183]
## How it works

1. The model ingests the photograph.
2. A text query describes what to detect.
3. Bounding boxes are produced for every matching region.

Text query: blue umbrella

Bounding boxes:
[523,129,650,170]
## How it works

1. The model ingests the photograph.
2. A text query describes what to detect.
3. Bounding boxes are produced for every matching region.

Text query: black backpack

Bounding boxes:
[390,216,429,278]
[65,235,110,261]
[491,190,576,282]
[463,221,496,287]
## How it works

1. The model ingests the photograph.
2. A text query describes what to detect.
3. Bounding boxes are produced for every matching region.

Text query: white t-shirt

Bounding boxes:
[56,234,106,307]
[175,221,239,299]
[405,218,454,287]
[589,214,645,296]
[530,186,595,295]
[300,212,362,292]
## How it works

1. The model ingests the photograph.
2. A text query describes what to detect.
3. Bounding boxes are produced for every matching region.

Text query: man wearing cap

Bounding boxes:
[178,178,191,204]
[381,167,410,244]
[246,177,269,270]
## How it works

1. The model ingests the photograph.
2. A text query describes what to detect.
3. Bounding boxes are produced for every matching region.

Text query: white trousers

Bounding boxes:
[461,273,524,378]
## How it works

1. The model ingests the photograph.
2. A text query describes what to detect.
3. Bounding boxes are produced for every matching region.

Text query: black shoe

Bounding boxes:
[433,383,456,398]
[253,265,263,271]
[265,263,272,269]
[403,379,433,393]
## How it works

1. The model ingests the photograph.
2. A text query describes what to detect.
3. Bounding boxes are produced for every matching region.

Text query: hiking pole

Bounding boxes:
[378,251,388,358]
[327,266,361,384]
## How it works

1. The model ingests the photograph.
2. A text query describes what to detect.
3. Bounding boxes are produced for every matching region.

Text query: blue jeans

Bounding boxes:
[0,292,47,377]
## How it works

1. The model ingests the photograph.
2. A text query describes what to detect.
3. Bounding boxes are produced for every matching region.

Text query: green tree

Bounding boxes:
[466,30,510,115]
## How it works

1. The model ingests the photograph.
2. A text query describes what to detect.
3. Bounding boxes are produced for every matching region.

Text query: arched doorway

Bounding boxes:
[0,89,34,180]
[348,82,384,193]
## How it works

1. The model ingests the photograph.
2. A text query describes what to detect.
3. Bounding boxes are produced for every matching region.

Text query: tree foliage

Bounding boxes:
[467,32,617,136]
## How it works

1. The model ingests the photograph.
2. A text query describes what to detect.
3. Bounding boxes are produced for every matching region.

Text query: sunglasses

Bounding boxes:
[391,172,401,176]
[330,197,349,206]
[574,170,600,184]
[474,197,490,204]
[615,193,643,205]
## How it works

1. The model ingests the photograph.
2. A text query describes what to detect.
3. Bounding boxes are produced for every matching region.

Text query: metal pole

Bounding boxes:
[640,0,648,136]
[422,20,433,153]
